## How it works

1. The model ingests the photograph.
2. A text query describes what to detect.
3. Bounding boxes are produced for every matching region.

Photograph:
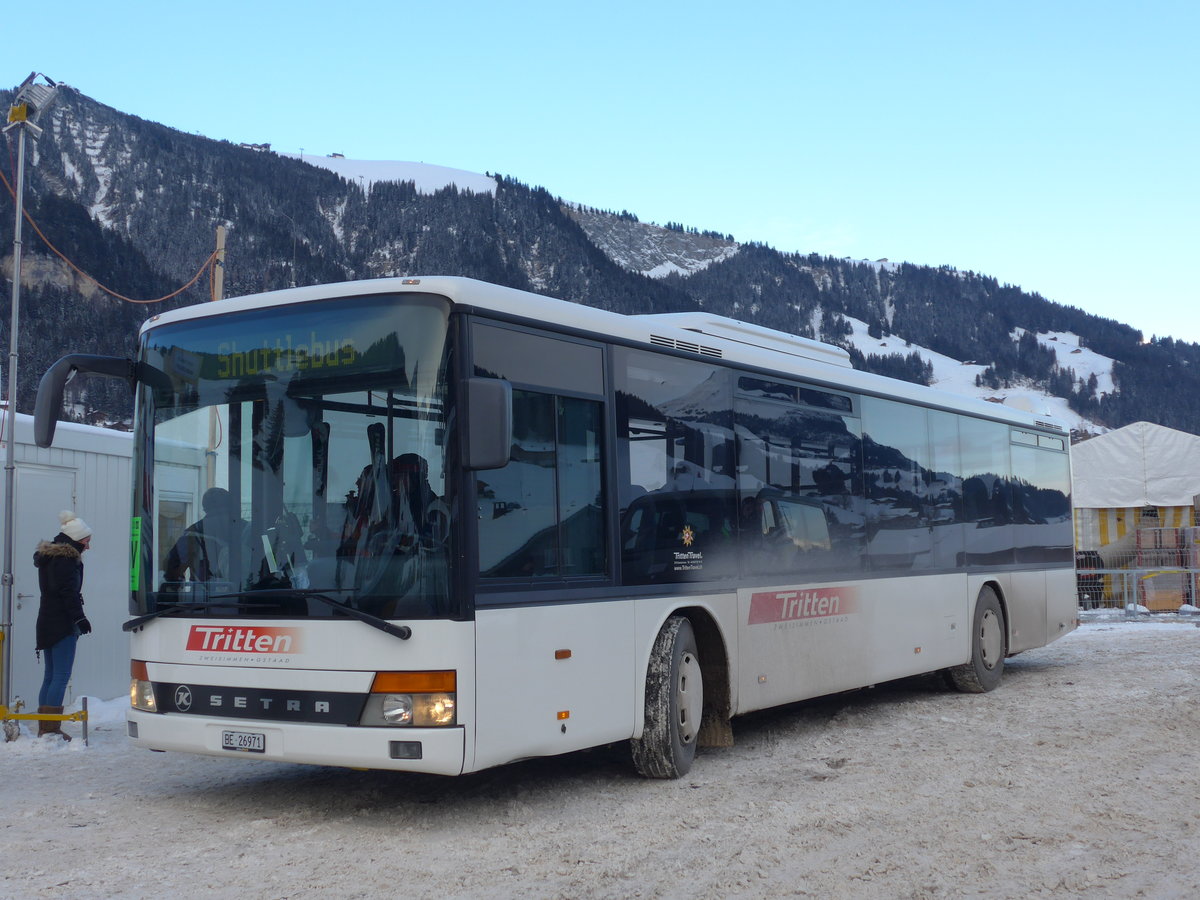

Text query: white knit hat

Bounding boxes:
[58,510,92,542]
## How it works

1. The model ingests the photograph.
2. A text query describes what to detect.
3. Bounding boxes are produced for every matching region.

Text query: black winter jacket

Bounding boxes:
[33,535,86,651]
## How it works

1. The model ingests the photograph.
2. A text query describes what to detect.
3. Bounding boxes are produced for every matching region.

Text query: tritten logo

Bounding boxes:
[186,625,302,654]
[748,587,857,625]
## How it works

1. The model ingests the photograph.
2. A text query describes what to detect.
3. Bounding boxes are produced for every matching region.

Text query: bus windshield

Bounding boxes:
[132,292,454,620]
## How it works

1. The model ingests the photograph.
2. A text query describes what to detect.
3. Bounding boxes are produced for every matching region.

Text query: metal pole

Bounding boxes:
[213,225,226,301]
[1,125,28,710]
[206,227,225,490]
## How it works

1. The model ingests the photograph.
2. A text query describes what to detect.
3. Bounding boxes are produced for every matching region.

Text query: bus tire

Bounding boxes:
[632,616,703,779]
[946,586,1006,693]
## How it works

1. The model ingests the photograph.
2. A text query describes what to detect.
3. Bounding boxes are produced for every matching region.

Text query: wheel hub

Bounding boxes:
[676,650,703,745]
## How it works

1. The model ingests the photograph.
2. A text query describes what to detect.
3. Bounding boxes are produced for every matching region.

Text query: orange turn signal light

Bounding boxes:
[371,671,456,693]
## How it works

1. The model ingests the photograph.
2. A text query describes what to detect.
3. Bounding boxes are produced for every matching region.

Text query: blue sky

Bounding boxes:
[9,0,1199,342]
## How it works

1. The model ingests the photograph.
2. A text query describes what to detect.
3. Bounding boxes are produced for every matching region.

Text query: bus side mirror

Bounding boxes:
[34,354,138,448]
[463,377,511,470]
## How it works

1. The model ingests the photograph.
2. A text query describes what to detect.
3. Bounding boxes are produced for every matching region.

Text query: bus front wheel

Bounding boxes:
[632,616,703,778]
[946,586,1006,693]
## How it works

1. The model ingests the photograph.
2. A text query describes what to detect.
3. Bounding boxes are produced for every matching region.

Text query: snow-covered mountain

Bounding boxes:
[279,153,497,196]
[9,86,1198,436]
[564,205,740,278]
[842,319,1113,435]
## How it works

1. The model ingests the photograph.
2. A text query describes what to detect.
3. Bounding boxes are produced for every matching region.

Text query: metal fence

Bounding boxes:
[1075,527,1200,611]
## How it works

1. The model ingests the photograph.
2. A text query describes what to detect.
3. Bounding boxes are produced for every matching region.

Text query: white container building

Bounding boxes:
[2,413,133,708]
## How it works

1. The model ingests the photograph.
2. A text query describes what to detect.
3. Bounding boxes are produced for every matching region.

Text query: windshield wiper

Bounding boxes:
[123,602,274,632]
[124,591,413,641]
[207,589,413,641]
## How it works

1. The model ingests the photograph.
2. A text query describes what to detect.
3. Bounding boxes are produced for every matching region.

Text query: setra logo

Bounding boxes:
[186,625,302,654]
[748,587,858,625]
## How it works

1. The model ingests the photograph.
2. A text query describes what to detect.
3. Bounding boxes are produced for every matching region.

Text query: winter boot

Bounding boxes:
[36,706,52,737]
[37,706,71,742]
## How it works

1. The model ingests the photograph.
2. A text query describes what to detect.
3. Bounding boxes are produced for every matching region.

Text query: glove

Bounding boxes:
[76,617,92,635]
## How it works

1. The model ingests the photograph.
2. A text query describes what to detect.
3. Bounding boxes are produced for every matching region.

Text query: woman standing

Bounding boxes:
[33,510,93,740]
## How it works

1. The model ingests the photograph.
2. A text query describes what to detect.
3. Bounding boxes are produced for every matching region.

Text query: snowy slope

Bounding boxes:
[564,205,739,278]
[283,153,497,195]
[1014,327,1116,395]
[841,316,1112,434]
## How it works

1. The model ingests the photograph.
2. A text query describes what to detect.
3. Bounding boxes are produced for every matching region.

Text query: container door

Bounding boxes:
[10,465,77,708]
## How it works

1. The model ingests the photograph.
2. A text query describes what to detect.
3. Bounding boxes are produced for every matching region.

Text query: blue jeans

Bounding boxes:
[38,632,79,707]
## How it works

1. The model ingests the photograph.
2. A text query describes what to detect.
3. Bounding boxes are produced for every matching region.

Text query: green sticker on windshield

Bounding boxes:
[130,517,142,591]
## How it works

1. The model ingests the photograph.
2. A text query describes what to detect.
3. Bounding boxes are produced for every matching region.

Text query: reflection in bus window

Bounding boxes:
[734,384,863,577]
[1011,441,1072,564]
[960,417,1012,566]
[862,397,936,571]
[478,391,606,581]
[138,293,453,619]
[616,349,735,584]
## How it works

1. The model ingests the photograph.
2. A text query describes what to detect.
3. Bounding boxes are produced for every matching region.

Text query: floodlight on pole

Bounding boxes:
[2,72,61,729]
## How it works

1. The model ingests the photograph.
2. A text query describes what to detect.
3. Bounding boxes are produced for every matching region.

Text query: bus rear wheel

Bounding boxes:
[946,586,1006,693]
[632,616,703,778]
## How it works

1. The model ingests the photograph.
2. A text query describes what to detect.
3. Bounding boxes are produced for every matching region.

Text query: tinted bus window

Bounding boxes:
[734,389,864,577]
[472,324,607,584]
[477,391,606,581]
[960,417,1012,566]
[1012,442,1072,564]
[928,410,964,528]
[861,397,936,571]
[616,349,736,584]
[738,378,854,413]
[472,322,603,394]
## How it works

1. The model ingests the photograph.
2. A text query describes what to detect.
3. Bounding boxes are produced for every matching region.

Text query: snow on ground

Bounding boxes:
[1015,328,1117,397]
[281,153,497,195]
[641,242,741,279]
[841,315,1113,434]
[840,258,902,274]
[4,616,1199,899]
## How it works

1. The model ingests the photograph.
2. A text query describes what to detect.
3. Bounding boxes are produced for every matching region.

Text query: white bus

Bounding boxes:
[35,276,1076,778]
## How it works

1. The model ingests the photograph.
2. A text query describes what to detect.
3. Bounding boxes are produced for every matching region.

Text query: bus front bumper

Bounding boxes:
[127,710,466,775]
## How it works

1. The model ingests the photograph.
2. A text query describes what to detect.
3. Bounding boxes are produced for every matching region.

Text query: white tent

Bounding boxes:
[1072,421,1200,509]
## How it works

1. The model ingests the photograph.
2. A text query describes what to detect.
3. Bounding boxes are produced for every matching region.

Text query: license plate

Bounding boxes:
[221,730,266,753]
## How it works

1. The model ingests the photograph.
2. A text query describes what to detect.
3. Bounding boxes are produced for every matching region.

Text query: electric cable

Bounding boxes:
[0,149,218,305]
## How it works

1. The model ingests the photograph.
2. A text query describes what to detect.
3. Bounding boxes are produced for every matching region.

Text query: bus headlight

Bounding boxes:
[359,671,457,727]
[414,693,456,726]
[131,678,157,712]
[131,660,157,712]
[361,692,456,727]
[381,694,413,725]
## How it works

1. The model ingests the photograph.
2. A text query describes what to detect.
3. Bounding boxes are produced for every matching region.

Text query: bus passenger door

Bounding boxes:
[473,603,635,772]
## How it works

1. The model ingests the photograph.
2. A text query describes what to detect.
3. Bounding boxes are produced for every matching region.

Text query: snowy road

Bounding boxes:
[4,619,1199,899]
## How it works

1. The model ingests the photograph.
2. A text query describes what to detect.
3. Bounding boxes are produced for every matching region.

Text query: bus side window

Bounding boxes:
[733,386,863,578]
[615,348,736,585]
[477,390,606,581]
